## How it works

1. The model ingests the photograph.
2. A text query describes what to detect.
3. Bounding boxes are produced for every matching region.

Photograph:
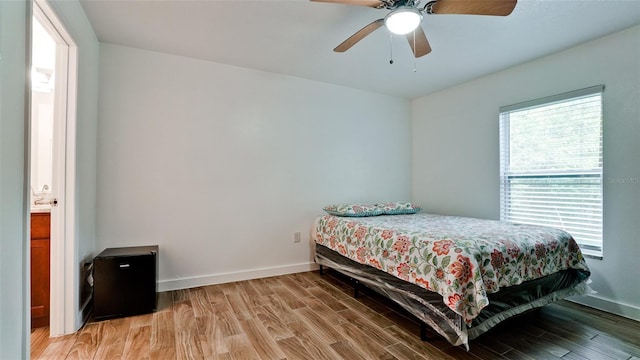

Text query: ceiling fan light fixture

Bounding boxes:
[384,7,423,35]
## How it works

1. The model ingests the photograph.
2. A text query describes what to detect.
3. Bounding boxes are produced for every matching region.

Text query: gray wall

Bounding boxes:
[412,26,640,319]
[96,44,412,290]
[0,1,29,358]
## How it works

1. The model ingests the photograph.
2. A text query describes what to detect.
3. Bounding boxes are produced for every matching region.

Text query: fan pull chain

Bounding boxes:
[413,30,417,72]
[389,32,394,65]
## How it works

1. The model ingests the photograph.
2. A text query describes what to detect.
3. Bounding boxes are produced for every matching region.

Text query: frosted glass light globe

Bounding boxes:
[385,8,422,35]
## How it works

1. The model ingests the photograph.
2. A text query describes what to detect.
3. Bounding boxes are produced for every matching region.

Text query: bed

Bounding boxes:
[312,212,591,349]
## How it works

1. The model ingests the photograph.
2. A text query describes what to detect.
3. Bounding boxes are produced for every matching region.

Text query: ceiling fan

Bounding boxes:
[312,0,517,58]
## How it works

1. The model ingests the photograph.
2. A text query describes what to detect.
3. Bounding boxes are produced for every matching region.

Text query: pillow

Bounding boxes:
[323,203,383,217]
[376,202,421,215]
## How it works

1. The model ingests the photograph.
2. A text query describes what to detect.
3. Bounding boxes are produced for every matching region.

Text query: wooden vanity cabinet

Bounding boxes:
[31,212,50,329]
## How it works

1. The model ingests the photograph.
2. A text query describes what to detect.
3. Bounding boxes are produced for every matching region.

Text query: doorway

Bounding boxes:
[30,12,55,330]
[29,0,78,337]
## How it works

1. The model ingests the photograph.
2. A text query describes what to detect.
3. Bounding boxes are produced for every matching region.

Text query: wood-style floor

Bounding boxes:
[31,270,640,360]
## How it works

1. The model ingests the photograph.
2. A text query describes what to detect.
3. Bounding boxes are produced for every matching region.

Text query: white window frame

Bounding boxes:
[499,85,604,258]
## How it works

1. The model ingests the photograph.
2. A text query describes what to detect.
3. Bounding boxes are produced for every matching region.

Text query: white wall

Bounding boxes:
[31,91,54,194]
[412,26,640,320]
[96,44,411,291]
[0,1,29,358]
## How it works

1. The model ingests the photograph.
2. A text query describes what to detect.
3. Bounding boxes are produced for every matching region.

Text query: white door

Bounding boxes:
[31,0,78,336]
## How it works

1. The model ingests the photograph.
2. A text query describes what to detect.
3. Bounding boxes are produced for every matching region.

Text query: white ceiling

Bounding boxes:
[79,0,640,99]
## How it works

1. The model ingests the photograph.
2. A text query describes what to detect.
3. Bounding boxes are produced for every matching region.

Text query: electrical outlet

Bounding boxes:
[294,232,301,243]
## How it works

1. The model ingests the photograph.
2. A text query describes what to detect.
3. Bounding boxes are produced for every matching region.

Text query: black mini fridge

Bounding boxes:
[93,245,158,320]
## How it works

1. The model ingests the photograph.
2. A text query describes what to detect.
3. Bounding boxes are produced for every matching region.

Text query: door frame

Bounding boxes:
[31,0,79,336]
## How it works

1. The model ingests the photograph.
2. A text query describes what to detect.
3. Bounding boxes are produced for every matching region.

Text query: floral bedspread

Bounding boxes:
[313,213,590,323]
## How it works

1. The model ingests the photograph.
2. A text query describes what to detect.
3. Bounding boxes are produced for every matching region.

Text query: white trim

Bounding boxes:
[24,2,34,357]
[32,0,79,337]
[158,263,320,292]
[64,44,79,333]
[568,294,640,322]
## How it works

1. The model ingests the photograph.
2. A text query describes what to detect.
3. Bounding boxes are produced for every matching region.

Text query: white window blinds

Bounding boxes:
[499,86,604,257]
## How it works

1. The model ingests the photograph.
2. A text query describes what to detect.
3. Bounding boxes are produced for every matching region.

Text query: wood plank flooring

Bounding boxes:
[31,270,640,360]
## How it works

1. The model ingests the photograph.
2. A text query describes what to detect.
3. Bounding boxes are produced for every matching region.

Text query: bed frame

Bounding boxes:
[315,243,590,350]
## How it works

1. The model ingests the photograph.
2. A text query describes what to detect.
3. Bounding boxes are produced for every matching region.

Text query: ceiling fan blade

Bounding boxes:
[427,0,517,16]
[334,19,385,52]
[406,26,431,57]
[311,0,383,8]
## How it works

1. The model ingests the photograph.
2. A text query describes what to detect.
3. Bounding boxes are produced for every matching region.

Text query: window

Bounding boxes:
[499,86,604,258]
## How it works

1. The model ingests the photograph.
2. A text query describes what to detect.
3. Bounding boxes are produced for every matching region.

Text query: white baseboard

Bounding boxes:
[158,262,320,292]
[568,294,640,322]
